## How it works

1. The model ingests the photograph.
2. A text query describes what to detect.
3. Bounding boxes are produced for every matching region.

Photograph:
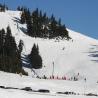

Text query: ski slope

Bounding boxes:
[0,10,98,80]
[0,71,98,98]
[0,10,98,98]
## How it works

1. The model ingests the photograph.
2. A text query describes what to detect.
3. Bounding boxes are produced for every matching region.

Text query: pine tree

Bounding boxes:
[20,7,70,39]
[18,40,24,53]
[0,26,28,75]
[29,44,42,69]
[21,11,26,24]
[58,18,61,26]
[17,6,21,11]
[0,29,5,70]
[0,3,8,12]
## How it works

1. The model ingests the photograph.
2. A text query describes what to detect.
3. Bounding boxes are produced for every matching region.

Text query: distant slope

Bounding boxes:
[0,10,98,82]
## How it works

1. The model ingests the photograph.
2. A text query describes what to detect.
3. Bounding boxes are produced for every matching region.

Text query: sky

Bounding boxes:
[0,0,98,39]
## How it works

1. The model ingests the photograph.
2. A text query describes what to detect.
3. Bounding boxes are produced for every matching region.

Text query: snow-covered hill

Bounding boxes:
[0,10,98,98]
[0,10,98,81]
[0,11,98,81]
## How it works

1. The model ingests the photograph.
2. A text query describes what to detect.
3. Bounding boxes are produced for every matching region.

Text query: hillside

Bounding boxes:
[0,10,98,81]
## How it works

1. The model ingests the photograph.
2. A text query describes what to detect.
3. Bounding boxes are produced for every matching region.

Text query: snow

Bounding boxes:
[0,72,98,98]
[0,89,97,98]
[0,71,98,98]
[0,10,98,98]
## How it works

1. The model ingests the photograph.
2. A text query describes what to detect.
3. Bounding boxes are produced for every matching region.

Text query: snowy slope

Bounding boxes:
[0,10,98,98]
[0,10,98,82]
[0,71,98,98]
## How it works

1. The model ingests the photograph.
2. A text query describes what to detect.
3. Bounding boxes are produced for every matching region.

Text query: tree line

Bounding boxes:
[18,7,70,39]
[0,3,8,12]
[0,26,28,75]
[0,26,42,73]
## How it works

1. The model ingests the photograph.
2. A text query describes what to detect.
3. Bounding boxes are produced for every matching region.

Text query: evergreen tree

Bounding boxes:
[4,26,18,72]
[0,26,27,75]
[58,18,61,26]
[17,6,21,11]
[0,29,5,70]
[18,40,24,53]
[49,16,57,38]
[29,44,42,69]
[21,11,26,24]
[0,3,8,12]
[20,7,70,39]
